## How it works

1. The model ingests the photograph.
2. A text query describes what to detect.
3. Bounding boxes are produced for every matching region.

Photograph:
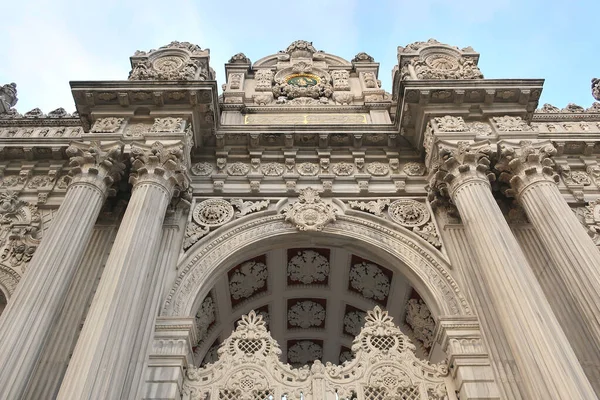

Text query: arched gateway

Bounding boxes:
[1,38,599,400]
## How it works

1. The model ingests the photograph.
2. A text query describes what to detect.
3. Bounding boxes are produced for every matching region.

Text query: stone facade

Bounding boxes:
[0,39,599,399]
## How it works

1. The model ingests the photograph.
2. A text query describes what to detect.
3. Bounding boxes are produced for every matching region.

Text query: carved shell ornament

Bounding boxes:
[284,187,336,231]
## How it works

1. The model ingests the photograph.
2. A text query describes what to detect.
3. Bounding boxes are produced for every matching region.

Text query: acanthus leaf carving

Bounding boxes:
[287,249,329,284]
[347,199,390,217]
[66,141,126,195]
[287,301,325,329]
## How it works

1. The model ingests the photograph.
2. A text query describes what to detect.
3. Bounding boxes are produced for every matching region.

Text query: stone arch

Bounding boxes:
[162,210,472,319]
[0,263,20,300]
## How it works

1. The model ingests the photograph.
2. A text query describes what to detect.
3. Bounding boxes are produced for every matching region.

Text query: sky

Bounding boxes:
[1,0,598,114]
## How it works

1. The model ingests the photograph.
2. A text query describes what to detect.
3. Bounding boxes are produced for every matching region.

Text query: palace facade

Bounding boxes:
[0,39,600,399]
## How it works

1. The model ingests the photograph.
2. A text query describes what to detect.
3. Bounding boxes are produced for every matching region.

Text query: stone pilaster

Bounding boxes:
[57,141,189,400]
[430,141,596,399]
[497,140,600,380]
[0,141,125,400]
[436,317,500,400]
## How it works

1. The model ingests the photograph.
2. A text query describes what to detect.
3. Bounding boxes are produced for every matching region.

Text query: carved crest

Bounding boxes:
[284,187,337,231]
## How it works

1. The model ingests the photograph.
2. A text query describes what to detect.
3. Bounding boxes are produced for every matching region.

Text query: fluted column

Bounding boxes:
[430,142,596,399]
[0,141,124,400]
[57,141,189,400]
[497,140,600,373]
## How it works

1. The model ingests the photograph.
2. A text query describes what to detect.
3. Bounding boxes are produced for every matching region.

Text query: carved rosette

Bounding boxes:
[495,140,559,199]
[129,141,189,199]
[428,142,496,204]
[284,188,336,231]
[65,141,126,196]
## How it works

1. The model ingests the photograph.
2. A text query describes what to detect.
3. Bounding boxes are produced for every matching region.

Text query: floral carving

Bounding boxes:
[562,103,585,113]
[413,222,442,248]
[331,70,350,91]
[593,78,600,101]
[332,92,353,105]
[297,162,319,176]
[284,188,336,231]
[405,299,435,348]
[124,123,150,137]
[362,72,380,88]
[228,73,243,90]
[191,162,213,176]
[347,199,390,217]
[388,200,430,227]
[411,55,482,80]
[344,310,366,336]
[195,294,215,344]
[349,262,390,301]
[537,103,561,113]
[469,121,492,136]
[560,166,592,186]
[288,341,323,365]
[229,260,268,300]
[366,162,389,176]
[434,116,467,132]
[403,162,426,176]
[150,117,183,132]
[352,52,374,62]
[261,162,284,176]
[183,222,210,250]
[492,116,534,132]
[272,75,333,101]
[193,199,235,227]
[0,82,17,114]
[332,162,354,176]
[288,301,325,328]
[90,117,124,133]
[287,250,330,284]
[255,69,274,91]
[227,162,250,176]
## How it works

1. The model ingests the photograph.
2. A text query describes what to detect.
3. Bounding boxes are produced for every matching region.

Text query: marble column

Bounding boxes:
[429,142,596,399]
[0,141,124,400]
[497,140,600,363]
[57,141,189,400]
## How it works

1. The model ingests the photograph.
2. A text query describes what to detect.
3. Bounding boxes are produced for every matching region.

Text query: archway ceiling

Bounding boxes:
[193,245,436,367]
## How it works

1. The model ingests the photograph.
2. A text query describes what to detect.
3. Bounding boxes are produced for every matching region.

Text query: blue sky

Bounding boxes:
[1,0,598,113]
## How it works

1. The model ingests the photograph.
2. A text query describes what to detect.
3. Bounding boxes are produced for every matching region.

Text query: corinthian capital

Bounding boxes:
[129,141,190,198]
[495,140,558,198]
[428,141,496,203]
[65,141,126,195]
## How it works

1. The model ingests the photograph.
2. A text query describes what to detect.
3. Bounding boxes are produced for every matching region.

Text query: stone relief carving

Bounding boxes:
[272,75,333,103]
[193,199,235,227]
[0,191,42,286]
[332,91,353,105]
[288,341,323,365]
[352,52,374,62]
[150,117,183,132]
[229,260,268,300]
[254,69,274,91]
[90,117,124,133]
[347,199,390,217]
[228,53,250,64]
[388,199,430,227]
[260,162,284,176]
[366,162,389,176]
[593,78,600,101]
[405,298,435,349]
[230,199,270,217]
[184,307,449,400]
[403,162,426,176]
[332,162,354,176]
[195,294,215,345]
[573,199,600,247]
[349,261,390,301]
[129,42,212,81]
[287,249,330,284]
[362,72,380,88]
[343,310,366,336]
[190,162,213,176]
[0,83,18,115]
[331,70,350,91]
[560,165,592,186]
[434,116,467,132]
[296,162,319,176]
[492,116,535,132]
[284,187,337,231]
[228,73,243,90]
[227,162,250,176]
[287,301,326,329]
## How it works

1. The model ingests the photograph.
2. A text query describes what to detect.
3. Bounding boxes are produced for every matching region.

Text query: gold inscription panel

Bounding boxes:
[244,114,368,125]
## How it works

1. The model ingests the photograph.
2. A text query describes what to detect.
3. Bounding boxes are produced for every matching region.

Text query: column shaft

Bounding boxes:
[57,181,172,399]
[519,181,600,357]
[0,182,106,400]
[453,179,596,399]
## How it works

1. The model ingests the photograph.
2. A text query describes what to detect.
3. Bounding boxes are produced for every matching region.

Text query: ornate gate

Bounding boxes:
[183,307,451,400]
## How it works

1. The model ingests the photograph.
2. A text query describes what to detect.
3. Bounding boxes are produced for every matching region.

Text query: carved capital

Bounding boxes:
[129,141,190,199]
[65,141,126,196]
[428,141,496,203]
[495,140,559,198]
